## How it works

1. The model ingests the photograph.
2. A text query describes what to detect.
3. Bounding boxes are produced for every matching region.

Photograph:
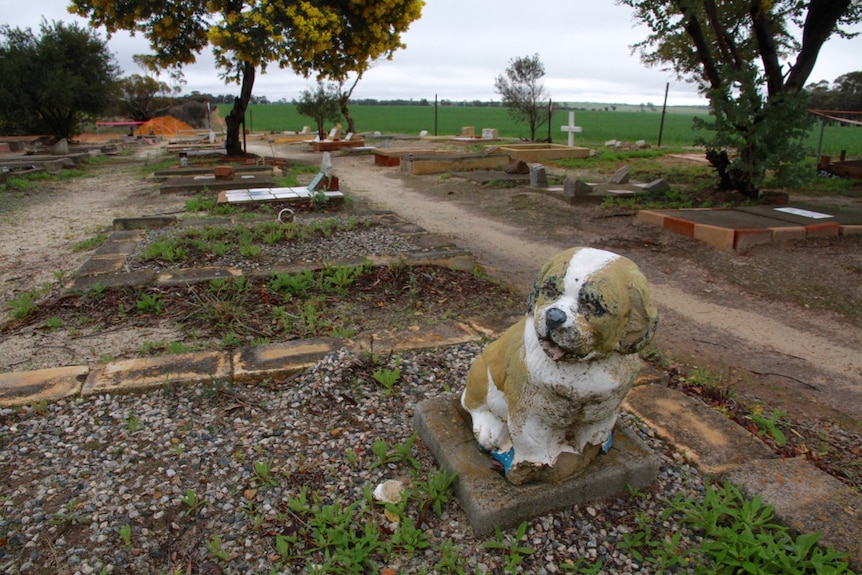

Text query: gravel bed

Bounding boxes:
[126,214,423,273]
[0,344,706,574]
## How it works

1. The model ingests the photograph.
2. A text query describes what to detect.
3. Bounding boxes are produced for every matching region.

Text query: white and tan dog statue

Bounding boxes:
[461,247,658,485]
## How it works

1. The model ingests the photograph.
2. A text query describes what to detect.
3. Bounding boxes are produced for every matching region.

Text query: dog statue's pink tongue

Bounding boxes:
[541,340,566,361]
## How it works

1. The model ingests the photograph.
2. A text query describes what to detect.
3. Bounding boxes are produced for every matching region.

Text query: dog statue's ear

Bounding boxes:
[526,281,539,315]
[616,283,659,354]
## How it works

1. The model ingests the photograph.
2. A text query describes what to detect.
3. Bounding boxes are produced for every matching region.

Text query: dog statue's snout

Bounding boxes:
[545,307,567,331]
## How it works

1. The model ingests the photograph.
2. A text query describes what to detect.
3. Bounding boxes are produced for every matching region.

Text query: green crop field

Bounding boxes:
[245,104,862,157]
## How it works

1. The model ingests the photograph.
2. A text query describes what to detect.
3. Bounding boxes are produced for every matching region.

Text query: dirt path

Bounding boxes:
[255,142,862,430]
[1,138,860,433]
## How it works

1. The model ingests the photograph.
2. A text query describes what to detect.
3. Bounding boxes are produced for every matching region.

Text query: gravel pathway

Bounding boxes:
[0,344,707,574]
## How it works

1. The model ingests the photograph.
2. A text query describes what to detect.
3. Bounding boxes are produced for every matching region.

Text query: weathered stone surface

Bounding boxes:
[608,165,630,184]
[623,384,776,474]
[643,178,670,193]
[528,163,548,188]
[505,159,530,174]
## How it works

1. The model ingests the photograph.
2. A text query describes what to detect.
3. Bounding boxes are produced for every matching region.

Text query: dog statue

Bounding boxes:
[461,247,658,485]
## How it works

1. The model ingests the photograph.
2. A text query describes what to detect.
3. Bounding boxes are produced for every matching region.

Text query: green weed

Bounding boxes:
[72,233,108,252]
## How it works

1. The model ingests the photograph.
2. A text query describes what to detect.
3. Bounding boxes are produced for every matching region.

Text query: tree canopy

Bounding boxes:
[807,71,862,111]
[70,0,424,154]
[619,0,862,197]
[0,20,119,140]
[294,82,342,140]
[494,54,550,141]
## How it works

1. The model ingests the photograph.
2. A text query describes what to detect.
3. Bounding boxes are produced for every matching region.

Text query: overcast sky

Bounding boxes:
[3,0,861,106]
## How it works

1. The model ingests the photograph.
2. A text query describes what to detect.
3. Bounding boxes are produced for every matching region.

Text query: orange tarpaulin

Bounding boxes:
[134,116,196,137]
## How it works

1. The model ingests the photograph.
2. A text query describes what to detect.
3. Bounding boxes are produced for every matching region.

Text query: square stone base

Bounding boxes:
[414,394,659,537]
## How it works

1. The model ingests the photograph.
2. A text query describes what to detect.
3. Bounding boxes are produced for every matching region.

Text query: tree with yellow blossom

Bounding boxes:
[69,0,425,154]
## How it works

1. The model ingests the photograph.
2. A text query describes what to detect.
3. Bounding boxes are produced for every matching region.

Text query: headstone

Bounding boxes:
[328,127,338,139]
[50,138,69,156]
[635,140,648,149]
[560,112,583,147]
[528,163,548,188]
[419,130,428,137]
[344,132,354,141]
[643,178,670,193]
[605,140,620,147]
[609,165,630,184]
[461,126,475,137]
[563,178,594,198]
[300,126,310,134]
[482,128,498,140]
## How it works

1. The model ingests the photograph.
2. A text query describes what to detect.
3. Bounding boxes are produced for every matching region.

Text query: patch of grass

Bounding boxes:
[72,233,108,252]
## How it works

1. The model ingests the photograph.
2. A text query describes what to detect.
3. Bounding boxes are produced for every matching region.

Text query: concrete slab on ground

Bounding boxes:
[414,394,660,537]
[638,201,862,250]
[623,384,776,475]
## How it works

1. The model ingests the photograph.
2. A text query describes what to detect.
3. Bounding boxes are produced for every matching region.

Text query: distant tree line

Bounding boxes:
[805,71,862,111]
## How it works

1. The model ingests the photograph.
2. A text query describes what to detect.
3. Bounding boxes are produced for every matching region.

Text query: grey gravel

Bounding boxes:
[0,344,706,574]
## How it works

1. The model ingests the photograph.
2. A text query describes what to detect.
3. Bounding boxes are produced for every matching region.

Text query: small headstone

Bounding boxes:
[635,140,648,148]
[300,126,310,134]
[50,138,69,156]
[505,159,530,174]
[374,131,383,137]
[419,130,428,137]
[643,178,670,193]
[608,165,630,184]
[563,177,577,199]
[482,128,498,140]
[605,140,620,147]
[575,179,594,196]
[528,163,548,188]
[461,126,475,137]
[320,152,333,177]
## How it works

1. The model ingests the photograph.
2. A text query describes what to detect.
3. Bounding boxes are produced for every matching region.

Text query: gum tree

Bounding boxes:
[494,53,550,141]
[618,0,862,197]
[69,0,424,155]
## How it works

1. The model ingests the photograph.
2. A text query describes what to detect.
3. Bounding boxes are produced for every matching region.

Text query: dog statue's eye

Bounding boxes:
[580,290,608,318]
[541,278,561,299]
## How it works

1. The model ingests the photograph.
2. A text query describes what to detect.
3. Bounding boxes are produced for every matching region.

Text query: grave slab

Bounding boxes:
[233,338,344,383]
[497,143,590,163]
[415,394,659,537]
[739,202,862,226]
[82,351,231,395]
[151,164,272,182]
[400,153,511,175]
[0,366,88,407]
[159,173,276,194]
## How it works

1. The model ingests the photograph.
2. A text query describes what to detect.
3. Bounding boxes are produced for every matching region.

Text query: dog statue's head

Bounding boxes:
[526,247,658,362]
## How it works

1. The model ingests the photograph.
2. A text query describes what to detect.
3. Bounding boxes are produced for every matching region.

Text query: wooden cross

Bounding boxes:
[561,111,583,146]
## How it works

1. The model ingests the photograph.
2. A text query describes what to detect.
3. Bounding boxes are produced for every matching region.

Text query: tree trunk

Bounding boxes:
[705,148,758,198]
[340,99,356,134]
[224,61,256,156]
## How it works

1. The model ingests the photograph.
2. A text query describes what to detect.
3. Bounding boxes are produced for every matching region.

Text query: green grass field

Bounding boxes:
[246,104,861,157]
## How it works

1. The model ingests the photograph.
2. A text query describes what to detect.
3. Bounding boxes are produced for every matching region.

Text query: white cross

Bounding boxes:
[561,111,583,147]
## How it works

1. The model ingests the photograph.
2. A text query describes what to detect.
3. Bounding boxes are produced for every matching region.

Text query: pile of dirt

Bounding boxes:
[135,116,196,137]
